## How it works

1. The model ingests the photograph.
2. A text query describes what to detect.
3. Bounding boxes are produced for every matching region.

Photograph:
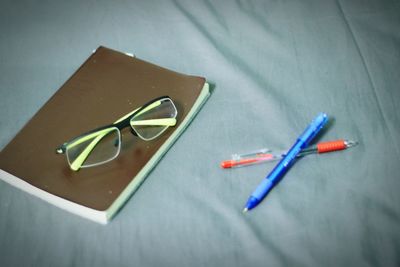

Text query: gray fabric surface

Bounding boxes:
[1,0,399,266]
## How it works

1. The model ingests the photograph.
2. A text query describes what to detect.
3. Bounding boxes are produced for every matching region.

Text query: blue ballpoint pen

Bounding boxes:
[243,113,329,212]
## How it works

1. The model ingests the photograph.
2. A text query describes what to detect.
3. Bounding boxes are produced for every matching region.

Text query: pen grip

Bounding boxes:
[317,140,346,153]
[252,178,274,200]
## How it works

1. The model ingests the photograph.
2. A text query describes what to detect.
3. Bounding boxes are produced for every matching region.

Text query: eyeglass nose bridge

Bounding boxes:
[113,117,138,137]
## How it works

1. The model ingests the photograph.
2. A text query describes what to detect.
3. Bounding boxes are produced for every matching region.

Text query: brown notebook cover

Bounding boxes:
[0,46,209,224]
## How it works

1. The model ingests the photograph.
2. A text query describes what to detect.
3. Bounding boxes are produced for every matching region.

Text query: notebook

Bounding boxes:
[0,46,210,224]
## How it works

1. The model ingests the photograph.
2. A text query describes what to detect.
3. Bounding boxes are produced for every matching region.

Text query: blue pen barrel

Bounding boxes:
[244,113,329,212]
[299,113,329,148]
[267,113,328,184]
[266,140,302,183]
[248,140,302,208]
[252,178,274,200]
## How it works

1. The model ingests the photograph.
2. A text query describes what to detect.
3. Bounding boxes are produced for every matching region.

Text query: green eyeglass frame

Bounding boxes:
[56,96,178,171]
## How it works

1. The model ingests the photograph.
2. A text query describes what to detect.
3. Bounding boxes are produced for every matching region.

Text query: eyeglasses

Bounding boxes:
[56,96,178,171]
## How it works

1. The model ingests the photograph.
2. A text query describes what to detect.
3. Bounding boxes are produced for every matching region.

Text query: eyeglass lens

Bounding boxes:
[130,98,177,140]
[66,127,121,168]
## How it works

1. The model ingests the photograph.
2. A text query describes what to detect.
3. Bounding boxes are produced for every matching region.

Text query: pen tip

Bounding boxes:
[242,208,248,213]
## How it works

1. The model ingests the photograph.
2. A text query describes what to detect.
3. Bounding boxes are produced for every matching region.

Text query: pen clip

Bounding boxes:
[232,148,271,160]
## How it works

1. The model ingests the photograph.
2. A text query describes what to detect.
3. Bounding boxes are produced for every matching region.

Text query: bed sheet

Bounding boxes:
[1,0,399,266]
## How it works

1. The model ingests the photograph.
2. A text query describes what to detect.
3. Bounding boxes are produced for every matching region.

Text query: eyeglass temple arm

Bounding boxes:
[68,103,174,171]
[67,102,159,171]
[114,100,161,123]
[55,107,145,154]
[70,134,105,171]
[130,118,176,126]
[69,118,176,171]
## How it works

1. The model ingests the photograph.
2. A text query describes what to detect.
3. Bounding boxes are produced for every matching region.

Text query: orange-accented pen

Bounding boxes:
[220,139,358,169]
